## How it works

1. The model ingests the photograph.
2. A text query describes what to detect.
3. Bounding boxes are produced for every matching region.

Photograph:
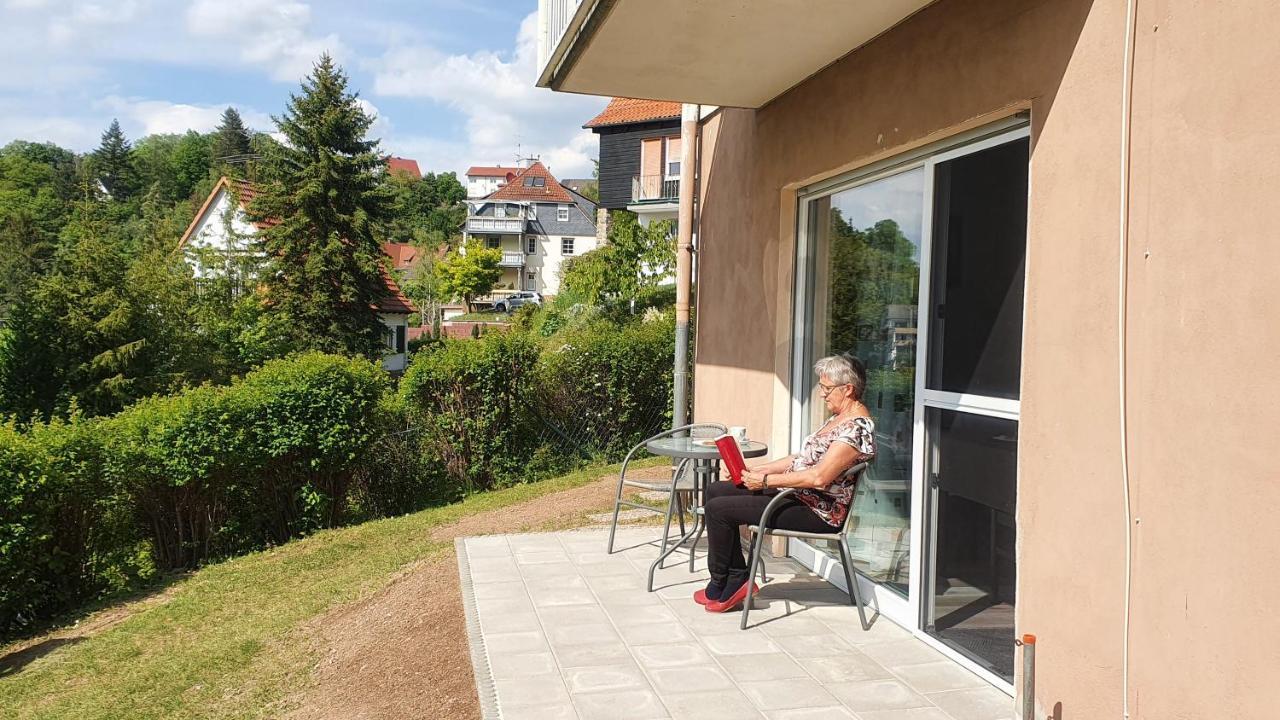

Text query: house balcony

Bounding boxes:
[466,217,526,234]
[631,175,680,204]
[498,251,526,268]
[536,0,934,108]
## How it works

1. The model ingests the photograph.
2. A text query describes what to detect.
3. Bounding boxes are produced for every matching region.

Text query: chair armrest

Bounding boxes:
[756,488,800,533]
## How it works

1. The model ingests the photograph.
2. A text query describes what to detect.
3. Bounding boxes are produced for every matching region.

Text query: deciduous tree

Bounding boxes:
[439,241,502,313]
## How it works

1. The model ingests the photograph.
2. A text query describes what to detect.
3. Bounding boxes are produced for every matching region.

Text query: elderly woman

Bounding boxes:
[698,353,877,612]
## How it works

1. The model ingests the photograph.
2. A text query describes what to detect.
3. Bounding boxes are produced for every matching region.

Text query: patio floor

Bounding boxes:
[457,526,1014,720]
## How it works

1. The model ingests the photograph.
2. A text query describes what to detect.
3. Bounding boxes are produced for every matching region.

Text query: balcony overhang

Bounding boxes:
[537,0,936,109]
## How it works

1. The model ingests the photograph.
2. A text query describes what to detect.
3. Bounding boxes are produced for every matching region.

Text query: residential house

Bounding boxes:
[178,177,416,372]
[584,97,682,228]
[463,161,597,297]
[387,156,422,180]
[538,0,1280,717]
[465,165,519,199]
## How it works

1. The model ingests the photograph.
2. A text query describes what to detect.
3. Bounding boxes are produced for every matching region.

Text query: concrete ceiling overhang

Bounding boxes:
[538,0,936,109]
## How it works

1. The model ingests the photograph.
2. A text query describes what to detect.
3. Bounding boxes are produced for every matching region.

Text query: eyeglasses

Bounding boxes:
[817,382,849,397]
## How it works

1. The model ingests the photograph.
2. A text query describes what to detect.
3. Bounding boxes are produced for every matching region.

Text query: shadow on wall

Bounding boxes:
[692,0,1096,388]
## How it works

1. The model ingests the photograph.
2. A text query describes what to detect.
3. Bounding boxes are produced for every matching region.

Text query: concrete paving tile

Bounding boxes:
[586,573,649,594]
[519,561,583,580]
[825,678,933,713]
[821,616,914,646]
[553,639,635,668]
[572,689,669,720]
[756,614,837,637]
[770,632,858,659]
[474,595,535,616]
[501,703,580,720]
[925,687,1014,720]
[483,629,548,655]
[547,622,622,647]
[479,610,542,634]
[618,621,694,645]
[507,535,567,553]
[764,707,858,720]
[597,589,668,609]
[740,677,840,711]
[516,550,572,565]
[488,650,559,680]
[537,604,608,628]
[631,641,714,669]
[570,551,618,565]
[715,651,809,680]
[856,708,955,720]
[471,580,527,600]
[525,574,588,592]
[563,663,649,694]
[891,661,989,694]
[797,653,893,684]
[701,631,782,656]
[578,560,639,577]
[496,675,570,707]
[858,639,951,668]
[646,664,735,694]
[662,689,765,720]
[610,604,680,626]
[530,586,598,608]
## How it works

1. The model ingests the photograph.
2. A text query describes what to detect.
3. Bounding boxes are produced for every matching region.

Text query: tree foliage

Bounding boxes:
[91,119,139,202]
[561,211,674,304]
[438,240,502,313]
[211,107,253,169]
[249,54,393,360]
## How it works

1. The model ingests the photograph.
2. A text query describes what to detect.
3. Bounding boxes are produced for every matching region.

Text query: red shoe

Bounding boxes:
[694,589,712,605]
[705,582,759,613]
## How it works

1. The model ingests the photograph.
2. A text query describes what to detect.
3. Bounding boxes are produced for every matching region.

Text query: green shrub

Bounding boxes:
[536,312,675,459]
[0,418,148,638]
[347,394,452,519]
[400,333,542,492]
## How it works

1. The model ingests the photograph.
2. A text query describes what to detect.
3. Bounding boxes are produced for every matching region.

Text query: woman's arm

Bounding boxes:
[746,454,797,475]
[741,443,860,491]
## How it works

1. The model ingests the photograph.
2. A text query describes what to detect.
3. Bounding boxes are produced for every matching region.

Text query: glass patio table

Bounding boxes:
[643,436,768,587]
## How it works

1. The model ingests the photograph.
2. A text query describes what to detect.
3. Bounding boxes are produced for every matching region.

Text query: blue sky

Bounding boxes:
[0,0,608,179]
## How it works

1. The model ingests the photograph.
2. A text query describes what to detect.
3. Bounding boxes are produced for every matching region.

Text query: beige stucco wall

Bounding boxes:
[691,0,1280,716]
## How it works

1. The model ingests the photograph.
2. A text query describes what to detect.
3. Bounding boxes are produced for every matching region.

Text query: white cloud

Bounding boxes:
[96,96,272,137]
[371,11,606,179]
[185,0,346,83]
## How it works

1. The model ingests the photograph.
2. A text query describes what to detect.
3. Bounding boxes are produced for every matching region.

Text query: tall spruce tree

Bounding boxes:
[249,54,392,359]
[92,119,138,201]
[211,107,253,176]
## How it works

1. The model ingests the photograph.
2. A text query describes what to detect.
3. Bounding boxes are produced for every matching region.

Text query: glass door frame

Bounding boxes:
[788,120,1030,694]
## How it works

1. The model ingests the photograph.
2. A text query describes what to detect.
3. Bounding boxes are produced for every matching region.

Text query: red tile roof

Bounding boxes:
[486,161,574,203]
[583,98,682,129]
[178,177,415,314]
[381,242,420,270]
[467,166,519,178]
[387,157,422,179]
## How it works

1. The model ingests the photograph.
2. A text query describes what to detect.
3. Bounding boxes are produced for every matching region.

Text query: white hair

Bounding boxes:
[813,354,867,399]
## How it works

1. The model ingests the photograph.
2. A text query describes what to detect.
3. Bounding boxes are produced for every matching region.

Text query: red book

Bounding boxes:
[714,434,748,487]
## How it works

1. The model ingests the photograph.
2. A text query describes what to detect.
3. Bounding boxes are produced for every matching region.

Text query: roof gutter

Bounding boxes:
[536,0,620,91]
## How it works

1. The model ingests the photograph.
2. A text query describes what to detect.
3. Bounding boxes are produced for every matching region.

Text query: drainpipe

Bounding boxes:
[673,103,699,433]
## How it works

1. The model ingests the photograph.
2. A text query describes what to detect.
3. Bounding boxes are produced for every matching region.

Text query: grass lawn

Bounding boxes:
[0,459,661,720]
[450,311,511,322]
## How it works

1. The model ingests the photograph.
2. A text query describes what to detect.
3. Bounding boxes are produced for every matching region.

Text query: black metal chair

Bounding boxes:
[740,462,877,631]
[605,423,727,580]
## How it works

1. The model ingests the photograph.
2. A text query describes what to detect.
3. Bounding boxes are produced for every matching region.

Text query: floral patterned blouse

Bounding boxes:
[792,415,876,528]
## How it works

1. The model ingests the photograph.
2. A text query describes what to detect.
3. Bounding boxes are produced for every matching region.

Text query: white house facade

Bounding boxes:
[177,177,416,372]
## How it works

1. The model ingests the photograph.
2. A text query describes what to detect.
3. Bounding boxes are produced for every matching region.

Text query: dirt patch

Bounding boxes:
[286,465,671,720]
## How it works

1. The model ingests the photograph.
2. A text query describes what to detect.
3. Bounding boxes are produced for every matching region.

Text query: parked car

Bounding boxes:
[494,291,542,313]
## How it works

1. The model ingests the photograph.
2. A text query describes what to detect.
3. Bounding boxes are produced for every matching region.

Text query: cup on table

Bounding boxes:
[728,426,747,445]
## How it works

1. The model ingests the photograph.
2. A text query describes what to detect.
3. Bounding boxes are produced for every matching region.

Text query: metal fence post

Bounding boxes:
[1019,633,1036,720]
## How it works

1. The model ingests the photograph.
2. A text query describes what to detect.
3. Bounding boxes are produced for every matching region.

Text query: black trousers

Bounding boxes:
[703,480,834,588]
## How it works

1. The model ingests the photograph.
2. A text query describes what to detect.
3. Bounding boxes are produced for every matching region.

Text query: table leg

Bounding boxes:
[648,459,714,591]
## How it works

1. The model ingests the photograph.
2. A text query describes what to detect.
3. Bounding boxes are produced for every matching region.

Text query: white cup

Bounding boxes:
[728,426,747,444]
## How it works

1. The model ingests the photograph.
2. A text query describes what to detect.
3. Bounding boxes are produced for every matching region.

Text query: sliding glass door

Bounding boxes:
[791,123,1028,690]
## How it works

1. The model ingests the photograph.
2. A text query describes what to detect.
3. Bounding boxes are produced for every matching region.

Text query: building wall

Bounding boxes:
[526,232,598,295]
[692,0,1280,717]
[182,188,260,278]
[467,175,508,198]
[595,119,682,208]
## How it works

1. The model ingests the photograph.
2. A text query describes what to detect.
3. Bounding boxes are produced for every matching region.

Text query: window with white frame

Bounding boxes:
[526,236,536,254]
[525,271,536,290]
[561,237,574,255]
[557,204,569,222]
[494,204,506,218]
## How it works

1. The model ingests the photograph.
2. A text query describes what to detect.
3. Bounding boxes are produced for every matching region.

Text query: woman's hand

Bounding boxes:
[741,470,766,491]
